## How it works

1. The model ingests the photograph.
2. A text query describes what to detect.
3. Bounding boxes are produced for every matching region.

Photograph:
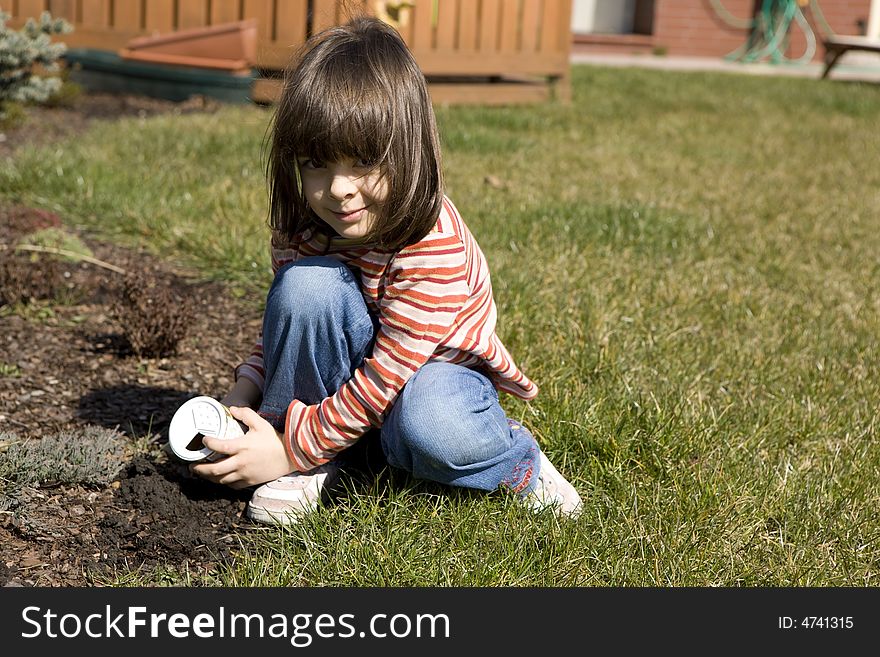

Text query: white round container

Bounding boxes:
[168,396,245,462]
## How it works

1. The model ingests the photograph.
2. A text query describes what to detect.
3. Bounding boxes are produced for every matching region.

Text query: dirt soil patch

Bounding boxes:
[1,93,266,586]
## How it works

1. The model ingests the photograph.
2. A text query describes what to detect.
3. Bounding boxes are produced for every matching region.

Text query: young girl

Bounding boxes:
[190,16,582,524]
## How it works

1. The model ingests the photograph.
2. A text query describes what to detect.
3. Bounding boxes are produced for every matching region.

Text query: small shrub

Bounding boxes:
[20,226,94,261]
[112,271,193,358]
[0,206,63,242]
[0,215,92,306]
[0,10,73,122]
[0,250,62,305]
[0,426,127,510]
[0,100,25,128]
[41,78,82,108]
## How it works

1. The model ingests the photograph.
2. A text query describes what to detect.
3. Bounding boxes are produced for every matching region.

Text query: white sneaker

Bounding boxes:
[246,461,341,525]
[524,451,583,519]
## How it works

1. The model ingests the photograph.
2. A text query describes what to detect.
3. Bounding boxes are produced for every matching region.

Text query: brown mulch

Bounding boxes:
[0,93,267,587]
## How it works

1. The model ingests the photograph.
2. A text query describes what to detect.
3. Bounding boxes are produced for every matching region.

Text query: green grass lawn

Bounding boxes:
[3,64,880,586]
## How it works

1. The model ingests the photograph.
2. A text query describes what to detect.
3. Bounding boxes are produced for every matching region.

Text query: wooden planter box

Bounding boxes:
[119,19,258,73]
[8,0,572,105]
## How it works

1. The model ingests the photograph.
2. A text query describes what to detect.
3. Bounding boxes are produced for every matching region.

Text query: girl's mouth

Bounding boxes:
[331,207,367,223]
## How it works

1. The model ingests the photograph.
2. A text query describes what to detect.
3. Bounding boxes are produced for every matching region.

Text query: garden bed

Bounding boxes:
[1,93,264,587]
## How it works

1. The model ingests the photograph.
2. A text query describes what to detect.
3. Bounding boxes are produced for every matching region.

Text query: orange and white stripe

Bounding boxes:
[236,196,538,470]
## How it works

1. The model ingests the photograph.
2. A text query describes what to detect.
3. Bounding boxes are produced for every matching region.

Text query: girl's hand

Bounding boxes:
[189,406,298,489]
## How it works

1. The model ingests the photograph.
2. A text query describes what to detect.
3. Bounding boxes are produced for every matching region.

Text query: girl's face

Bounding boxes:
[297,156,389,240]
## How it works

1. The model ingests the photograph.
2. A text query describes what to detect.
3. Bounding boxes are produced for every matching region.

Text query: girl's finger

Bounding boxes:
[218,471,244,487]
[228,405,267,430]
[191,454,238,480]
[201,435,243,455]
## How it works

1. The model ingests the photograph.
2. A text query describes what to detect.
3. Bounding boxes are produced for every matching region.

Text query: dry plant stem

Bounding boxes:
[2,243,127,274]
[0,416,30,432]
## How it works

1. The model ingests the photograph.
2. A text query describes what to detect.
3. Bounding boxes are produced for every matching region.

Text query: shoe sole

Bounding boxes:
[246,503,308,525]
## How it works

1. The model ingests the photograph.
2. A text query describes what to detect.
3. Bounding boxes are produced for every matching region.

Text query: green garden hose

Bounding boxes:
[710,0,820,65]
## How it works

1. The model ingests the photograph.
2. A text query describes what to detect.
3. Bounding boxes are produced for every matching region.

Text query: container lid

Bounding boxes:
[168,396,227,462]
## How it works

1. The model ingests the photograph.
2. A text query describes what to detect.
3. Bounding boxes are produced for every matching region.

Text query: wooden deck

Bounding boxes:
[8,0,573,105]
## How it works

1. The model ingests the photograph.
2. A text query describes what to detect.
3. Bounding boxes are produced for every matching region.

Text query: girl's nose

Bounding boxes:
[328,170,357,200]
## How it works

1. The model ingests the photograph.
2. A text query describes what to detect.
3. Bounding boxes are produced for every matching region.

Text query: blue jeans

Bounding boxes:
[257,256,539,494]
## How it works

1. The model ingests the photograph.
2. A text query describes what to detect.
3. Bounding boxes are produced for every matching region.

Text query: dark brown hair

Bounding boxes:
[267,16,444,250]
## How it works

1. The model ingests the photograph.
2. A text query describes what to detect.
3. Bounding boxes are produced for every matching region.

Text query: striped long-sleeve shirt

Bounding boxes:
[235,196,537,471]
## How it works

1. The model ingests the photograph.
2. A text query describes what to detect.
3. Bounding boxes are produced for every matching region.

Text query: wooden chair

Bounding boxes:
[821,35,880,79]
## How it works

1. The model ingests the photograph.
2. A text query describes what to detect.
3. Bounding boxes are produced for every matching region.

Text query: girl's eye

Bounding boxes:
[355,157,376,169]
[299,158,324,170]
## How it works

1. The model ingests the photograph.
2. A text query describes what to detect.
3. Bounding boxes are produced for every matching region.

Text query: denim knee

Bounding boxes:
[259,256,376,410]
[266,256,364,326]
[383,362,511,470]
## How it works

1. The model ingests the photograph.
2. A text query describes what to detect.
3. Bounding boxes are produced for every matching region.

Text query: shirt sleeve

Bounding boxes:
[282,233,469,470]
[234,338,265,391]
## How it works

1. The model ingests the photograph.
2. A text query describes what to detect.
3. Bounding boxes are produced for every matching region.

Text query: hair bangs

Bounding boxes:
[288,55,393,169]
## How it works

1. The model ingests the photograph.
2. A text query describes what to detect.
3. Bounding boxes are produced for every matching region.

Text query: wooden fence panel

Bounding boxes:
[177,0,209,29]
[311,0,339,33]
[520,0,540,53]
[144,0,175,32]
[435,0,456,51]
[339,1,369,24]
[7,0,572,105]
[479,0,500,53]
[275,0,309,48]
[112,1,142,30]
[498,0,519,53]
[540,0,564,52]
[48,0,77,21]
[410,0,434,50]
[243,0,273,40]
[210,0,241,24]
[79,0,110,28]
[457,0,478,52]
[17,1,48,20]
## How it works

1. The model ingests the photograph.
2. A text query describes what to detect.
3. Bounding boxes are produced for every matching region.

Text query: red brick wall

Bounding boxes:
[653,0,873,60]
[786,0,874,58]
[652,0,755,57]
